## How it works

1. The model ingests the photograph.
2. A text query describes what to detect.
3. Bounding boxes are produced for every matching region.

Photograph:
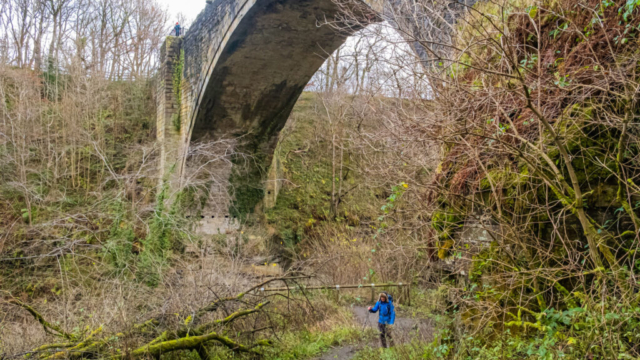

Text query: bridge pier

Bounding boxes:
[157,36,186,196]
[264,151,283,210]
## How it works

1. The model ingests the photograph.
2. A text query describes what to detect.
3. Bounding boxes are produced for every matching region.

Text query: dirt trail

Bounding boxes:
[316,306,434,360]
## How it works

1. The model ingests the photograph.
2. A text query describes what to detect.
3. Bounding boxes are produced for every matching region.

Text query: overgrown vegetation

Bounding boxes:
[265,93,378,250]
[0,65,168,282]
[266,91,434,286]
[337,0,640,357]
[5,277,372,359]
[5,0,640,357]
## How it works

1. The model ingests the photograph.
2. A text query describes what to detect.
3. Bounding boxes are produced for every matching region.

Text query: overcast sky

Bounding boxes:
[159,0,206,25]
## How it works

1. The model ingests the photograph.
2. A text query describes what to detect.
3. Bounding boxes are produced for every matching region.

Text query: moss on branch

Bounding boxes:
[125,331,271,358]
[12,281,281,360]
[9,299,75,341]
[191,302,270,336]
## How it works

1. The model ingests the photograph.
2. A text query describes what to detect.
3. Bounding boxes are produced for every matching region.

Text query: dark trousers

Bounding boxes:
[378,323,394,348]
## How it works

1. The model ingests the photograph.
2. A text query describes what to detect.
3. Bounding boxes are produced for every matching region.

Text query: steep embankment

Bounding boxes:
[265,92,382,249]
[420,0,640,357]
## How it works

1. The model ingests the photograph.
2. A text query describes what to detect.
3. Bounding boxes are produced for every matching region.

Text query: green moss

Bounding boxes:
[431,210,463,241]
[164,36,175,48]
[263,93,381,249]
[479,168,528,191]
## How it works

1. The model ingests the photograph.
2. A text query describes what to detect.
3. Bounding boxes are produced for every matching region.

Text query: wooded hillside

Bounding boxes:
[2,0,640,358]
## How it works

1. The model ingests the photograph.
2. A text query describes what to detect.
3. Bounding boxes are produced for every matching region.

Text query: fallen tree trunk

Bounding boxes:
[5,276,305,359]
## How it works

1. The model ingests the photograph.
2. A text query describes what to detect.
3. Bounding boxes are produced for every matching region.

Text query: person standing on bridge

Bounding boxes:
[368,292,395,348]
[174,22,181,36]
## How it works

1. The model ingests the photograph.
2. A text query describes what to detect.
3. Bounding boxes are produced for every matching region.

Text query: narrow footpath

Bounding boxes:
[316,306,434,360]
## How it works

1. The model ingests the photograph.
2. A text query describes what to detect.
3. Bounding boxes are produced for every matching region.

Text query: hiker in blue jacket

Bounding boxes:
[368,292,395,348]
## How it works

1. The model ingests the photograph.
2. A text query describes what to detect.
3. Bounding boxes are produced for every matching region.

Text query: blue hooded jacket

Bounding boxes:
[370,297,395,325]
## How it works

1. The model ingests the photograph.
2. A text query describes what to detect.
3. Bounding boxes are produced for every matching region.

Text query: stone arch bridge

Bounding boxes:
[155,0,462,231]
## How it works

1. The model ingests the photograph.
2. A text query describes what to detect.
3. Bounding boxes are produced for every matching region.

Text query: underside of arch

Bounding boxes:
[186,0,370,218]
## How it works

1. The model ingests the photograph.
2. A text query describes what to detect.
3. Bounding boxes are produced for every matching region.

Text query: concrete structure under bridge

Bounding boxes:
[156,0,470,232]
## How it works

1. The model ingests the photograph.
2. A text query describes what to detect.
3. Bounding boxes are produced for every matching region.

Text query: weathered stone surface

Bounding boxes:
[158,0,370,220]
[197,215,240,235]
[263,150,283,209]
[157,37,183,189]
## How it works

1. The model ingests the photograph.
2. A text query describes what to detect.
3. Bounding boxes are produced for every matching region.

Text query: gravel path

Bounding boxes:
[316,306,434,360]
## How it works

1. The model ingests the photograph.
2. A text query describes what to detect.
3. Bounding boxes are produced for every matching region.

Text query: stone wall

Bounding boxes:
[179,0,256,140]
[195,215,240,235]
[157,37,183,190]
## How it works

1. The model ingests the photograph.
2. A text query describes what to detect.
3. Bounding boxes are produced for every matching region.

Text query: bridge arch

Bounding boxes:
[157,0,379,221]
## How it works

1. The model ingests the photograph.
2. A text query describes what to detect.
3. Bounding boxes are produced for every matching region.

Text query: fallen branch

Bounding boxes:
[8,280,282,360]
[190,302,270,336]
[122,331,272,359]
[8,299,75,341]
[23,343,74,359]
[45,326,104,359]
[196,275,309,317]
